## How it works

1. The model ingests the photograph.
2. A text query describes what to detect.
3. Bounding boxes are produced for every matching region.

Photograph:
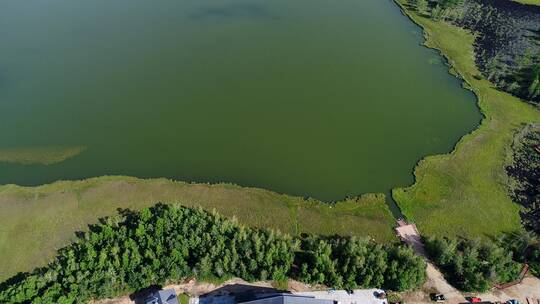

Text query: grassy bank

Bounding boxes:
[2,0,536,286]
[0,176,395,282]
[393,1,540,238]
[0,204,424,303]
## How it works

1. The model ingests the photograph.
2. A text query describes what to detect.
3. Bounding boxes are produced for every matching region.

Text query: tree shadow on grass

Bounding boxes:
[0,204,159,290]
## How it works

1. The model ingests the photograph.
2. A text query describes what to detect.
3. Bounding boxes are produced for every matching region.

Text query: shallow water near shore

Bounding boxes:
[0,0,480,201]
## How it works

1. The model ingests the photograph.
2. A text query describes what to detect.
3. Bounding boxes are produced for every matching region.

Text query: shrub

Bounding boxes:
[424,236,521,292]
[296,235,426,291]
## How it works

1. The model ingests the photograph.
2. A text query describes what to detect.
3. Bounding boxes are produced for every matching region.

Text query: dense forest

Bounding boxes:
[424,236,522,292]
[507,123,540,235]
[296,235,426,292]
[499,231,540,276]
[0,204,426,304]
[409,0,540,104]
[504,124,540,276]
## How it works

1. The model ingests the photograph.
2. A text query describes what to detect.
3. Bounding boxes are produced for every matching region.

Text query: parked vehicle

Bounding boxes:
[430,294,446,302]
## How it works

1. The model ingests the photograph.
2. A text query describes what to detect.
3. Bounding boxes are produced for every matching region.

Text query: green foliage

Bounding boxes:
[438,0,464,9]
[0,204,426,303]
[499,231,540,276]
[179,293,190,304]
[529,72,540,100]
[295,235,426,291]
[431,5,445,21]
[423,0,464,20]
[0,204,297,303]
[394,0,537,243]
[0,177,396,283]
[531,248,540,276]
[424,237,521,292]
[384,245,427,291]
[507,124,540,235]
[423,0,540,104]
[410,0,428,14]
[386,292,402,304]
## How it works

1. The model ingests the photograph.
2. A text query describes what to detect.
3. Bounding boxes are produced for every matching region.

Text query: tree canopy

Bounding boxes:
[296,235,426,292]
[0,204,427,304]
[0,204,297,303]
[424,236,522,292]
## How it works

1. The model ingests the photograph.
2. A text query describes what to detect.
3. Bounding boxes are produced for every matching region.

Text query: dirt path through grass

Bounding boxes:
[396,221,466,303]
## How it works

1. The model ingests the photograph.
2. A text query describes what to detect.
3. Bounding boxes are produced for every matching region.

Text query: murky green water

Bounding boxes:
[0,0,480,201]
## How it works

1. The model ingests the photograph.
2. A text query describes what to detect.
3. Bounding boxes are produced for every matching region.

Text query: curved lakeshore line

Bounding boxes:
[391,0,540,238]
[0,0,536,281]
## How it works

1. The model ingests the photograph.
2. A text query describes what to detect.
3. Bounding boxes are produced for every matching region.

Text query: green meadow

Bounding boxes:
[0,176,395,281]
[1,0,538,287]
[513,0,540,5]
[393,0,540,238]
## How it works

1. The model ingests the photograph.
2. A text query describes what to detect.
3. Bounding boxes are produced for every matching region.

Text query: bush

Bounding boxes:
[0,204,427,303]
[0,204,297,303]
[507,124,540,235]
[424,236,521,292]
[499,231,540,276]
[295,235,426,291]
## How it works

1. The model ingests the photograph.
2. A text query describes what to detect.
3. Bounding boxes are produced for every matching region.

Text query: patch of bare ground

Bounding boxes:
[401,275,540,304]
[396,222,540,304]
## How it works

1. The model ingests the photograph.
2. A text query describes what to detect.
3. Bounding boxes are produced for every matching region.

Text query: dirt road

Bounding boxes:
[395,222,540,304]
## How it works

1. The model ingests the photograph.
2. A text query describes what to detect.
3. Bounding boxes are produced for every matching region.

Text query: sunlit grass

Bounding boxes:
[0,176,395,281]
[393,0,540,238]
[512,0,540,6]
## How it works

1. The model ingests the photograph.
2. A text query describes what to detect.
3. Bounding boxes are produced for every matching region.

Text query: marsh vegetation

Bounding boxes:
[409,0,540,105]
[394,0,540,240]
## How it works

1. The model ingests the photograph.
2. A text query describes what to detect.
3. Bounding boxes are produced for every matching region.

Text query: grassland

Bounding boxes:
[2,0,537,286]
[0,145,86,165]
[393,0,540,238]
[0,176,395,281]
[513,0,540,5]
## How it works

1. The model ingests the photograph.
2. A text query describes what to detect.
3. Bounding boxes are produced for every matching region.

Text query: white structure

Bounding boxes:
[295,289,388,304]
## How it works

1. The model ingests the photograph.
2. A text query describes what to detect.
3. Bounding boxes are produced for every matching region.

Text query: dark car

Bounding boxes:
[430,293,446,302]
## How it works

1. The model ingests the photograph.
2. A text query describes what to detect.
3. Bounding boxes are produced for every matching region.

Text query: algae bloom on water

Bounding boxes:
[0,0,480,200]
[0,146,87,165]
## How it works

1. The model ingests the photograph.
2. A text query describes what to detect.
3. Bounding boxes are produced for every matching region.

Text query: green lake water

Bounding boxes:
[0,0,480,201]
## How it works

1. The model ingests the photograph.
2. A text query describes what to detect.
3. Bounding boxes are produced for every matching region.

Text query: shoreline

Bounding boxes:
[0,175,396,281]
[1,0,537,283]
[391,0,540,238]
